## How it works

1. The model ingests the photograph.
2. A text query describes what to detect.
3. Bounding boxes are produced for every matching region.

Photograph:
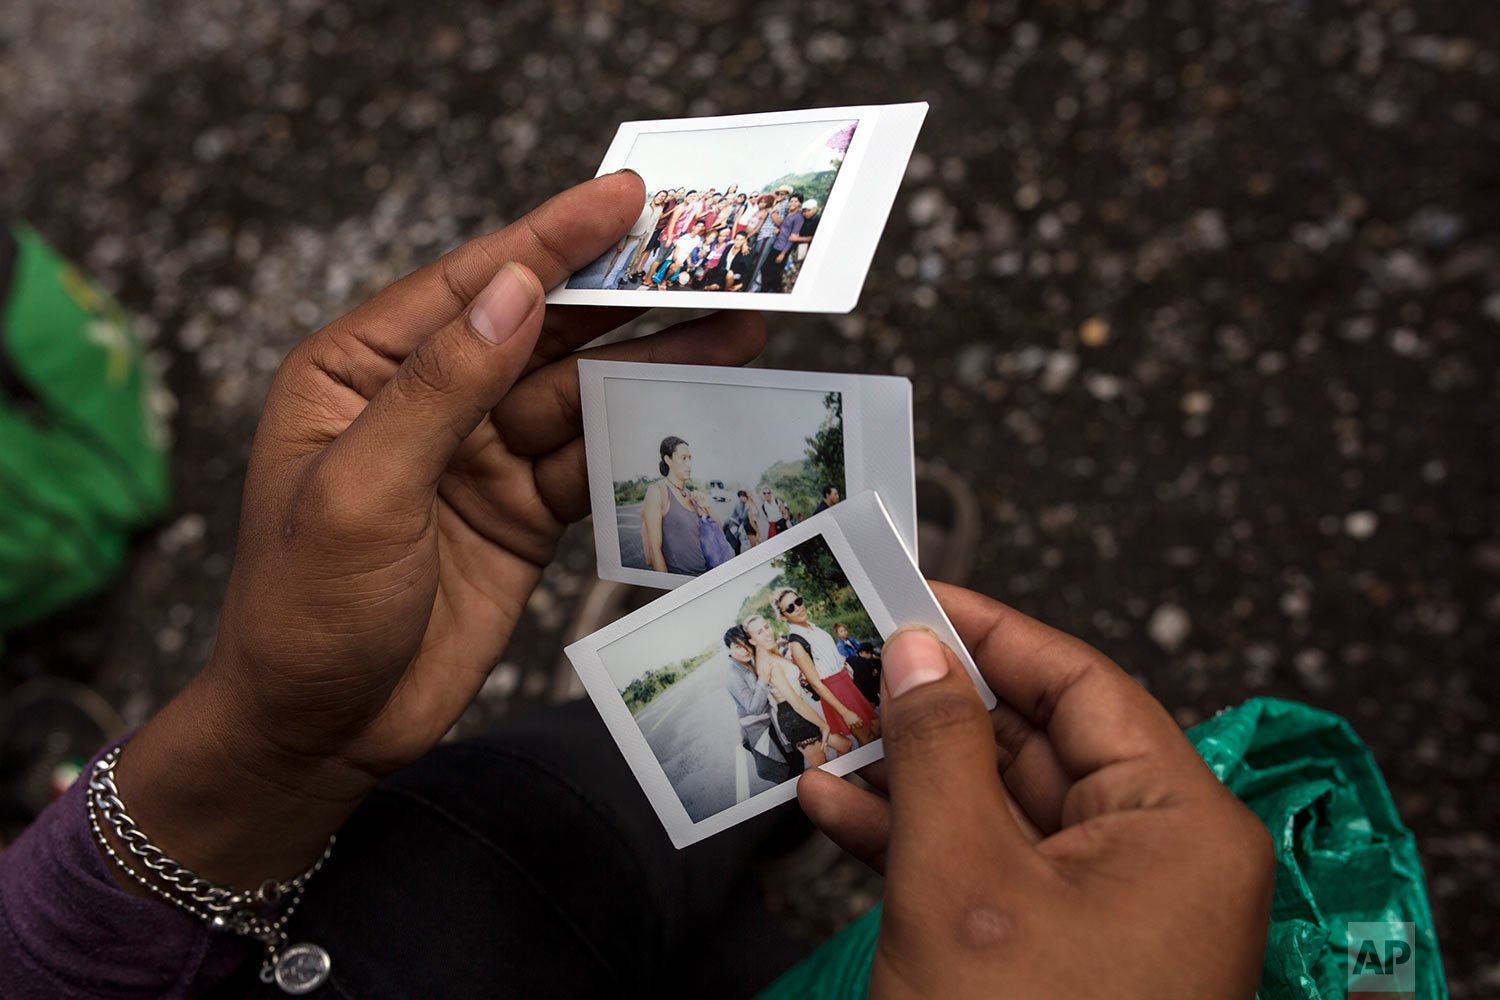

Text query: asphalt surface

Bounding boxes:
[618,503,646,568]
[632,654,780,822]
[1,1,1497,993]
[568,237,631,290]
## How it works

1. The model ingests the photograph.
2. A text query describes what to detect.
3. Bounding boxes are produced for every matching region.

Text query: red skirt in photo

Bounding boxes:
[819,670,880,735]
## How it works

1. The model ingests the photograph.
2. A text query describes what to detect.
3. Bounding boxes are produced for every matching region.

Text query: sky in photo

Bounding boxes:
[600,551,787,689]
[604,378,839,490]
[621,118,858,194]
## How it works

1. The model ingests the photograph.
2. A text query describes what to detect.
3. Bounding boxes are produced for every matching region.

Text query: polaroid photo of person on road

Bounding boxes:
[578,359,916,590]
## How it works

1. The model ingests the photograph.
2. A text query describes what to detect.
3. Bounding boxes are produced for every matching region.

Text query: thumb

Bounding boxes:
[879,626,1028,870]
[330,262,544,503]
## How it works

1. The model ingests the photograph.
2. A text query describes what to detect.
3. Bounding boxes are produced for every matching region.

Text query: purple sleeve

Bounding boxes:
[774,213,803,251]
[0,739,249,998]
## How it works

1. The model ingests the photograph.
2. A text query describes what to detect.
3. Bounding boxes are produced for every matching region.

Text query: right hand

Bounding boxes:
[798,584,1274,999]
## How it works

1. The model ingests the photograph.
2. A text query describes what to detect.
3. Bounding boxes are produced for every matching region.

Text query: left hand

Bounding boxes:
[114,172,766,887]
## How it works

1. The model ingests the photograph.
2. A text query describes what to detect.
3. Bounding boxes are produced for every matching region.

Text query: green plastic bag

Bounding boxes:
[761,697,1446,999]
[0,223,170,638]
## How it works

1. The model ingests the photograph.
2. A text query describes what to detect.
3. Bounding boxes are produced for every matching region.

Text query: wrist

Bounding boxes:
[107,672,371,895]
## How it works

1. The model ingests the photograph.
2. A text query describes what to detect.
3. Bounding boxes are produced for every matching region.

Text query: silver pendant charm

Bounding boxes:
[274,943,332,995]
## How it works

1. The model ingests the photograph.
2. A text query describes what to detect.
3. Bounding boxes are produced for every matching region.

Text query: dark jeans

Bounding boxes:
[207,701,812,999]
[748,235,776,291]
[760,247,788,293]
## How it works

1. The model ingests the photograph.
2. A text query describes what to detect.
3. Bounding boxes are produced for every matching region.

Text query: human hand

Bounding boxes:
[113,172,766,888]
[798,585,1274,999]
[841,709,863,730]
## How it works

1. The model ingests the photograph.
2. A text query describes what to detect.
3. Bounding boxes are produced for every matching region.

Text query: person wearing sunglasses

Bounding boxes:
[775,588,881,745]
[741,615,847,769]
[757,486,790,537]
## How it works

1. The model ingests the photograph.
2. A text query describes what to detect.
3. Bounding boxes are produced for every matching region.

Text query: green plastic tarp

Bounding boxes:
[0,223,169,639]
[762,697,1446,999]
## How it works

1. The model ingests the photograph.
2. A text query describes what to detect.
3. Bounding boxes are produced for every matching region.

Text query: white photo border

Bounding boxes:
[547,103,928,314]
[564,490,995,849]
[579,359,916,589]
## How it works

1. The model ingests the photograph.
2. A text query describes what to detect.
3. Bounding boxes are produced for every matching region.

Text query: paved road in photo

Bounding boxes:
[567,242,628,290]
[616,496,742,571]
[631,651,780,822]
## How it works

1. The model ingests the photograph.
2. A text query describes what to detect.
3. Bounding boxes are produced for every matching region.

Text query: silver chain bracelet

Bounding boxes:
[87,743,336,994]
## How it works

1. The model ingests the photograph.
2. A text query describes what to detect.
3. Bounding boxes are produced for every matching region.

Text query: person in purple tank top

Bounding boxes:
[641,435,722,576]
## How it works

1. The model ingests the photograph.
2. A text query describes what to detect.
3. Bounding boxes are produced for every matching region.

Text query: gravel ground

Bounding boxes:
[2,0,1497,993]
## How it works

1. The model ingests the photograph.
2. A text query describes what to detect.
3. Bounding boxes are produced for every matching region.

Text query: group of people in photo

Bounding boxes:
[723,483,841,553]
[722,589,883,781]
[599,184,823,294]
[640,435,841,577]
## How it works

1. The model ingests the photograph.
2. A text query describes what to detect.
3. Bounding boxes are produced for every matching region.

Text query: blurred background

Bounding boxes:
[0,0,1495,993]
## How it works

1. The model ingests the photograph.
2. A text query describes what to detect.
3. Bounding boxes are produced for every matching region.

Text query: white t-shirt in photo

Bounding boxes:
[787,621,846,680]
[627,202,656,238]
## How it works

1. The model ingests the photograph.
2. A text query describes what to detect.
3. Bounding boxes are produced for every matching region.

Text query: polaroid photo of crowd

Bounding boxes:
[578,360,917,589]
[565,491,995,847]
[548,103,928,314]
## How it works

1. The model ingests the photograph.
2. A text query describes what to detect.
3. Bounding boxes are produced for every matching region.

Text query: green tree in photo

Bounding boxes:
[761,458,819,520]
[750,391,846,522]
[762,121,853,212]
[774,534,846,611]
[821,590,879,648]
[762,169,839,216]
[804,391,844,496]
[614,475,652,506]
[620,642,719,715]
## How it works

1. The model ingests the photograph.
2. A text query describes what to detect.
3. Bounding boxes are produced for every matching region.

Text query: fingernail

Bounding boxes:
[469,263,537,344]
[613,167,643,180]
[882,625,949,698]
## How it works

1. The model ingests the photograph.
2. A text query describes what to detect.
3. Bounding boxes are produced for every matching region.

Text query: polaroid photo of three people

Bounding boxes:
[566,490,995,848]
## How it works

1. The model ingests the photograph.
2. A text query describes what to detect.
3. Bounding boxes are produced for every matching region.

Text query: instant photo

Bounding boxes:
[564,491,995,848]
[579,359,917,589]
[547,103,928,314]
